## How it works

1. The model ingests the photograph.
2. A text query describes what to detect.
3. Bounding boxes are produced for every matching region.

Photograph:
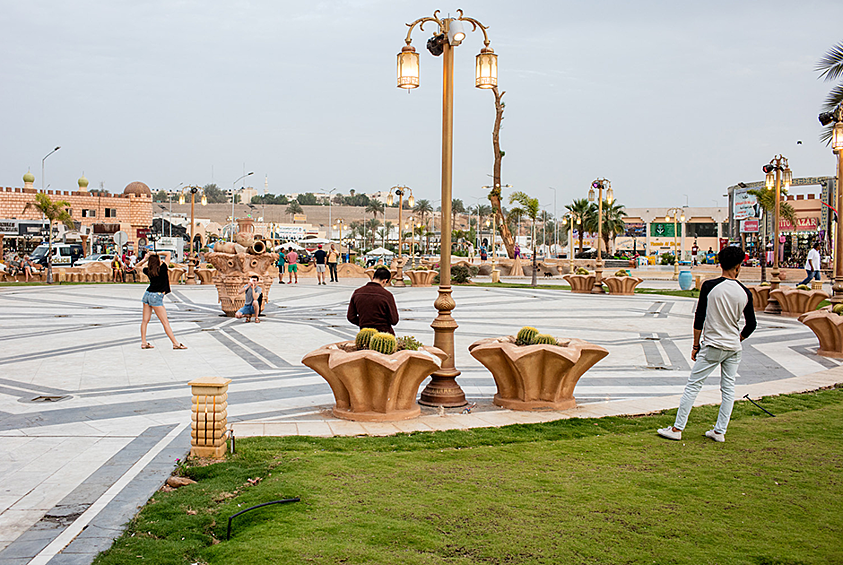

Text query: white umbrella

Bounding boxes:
[301,237,332,245]
[368,247,394,256]
[274,242,304,251]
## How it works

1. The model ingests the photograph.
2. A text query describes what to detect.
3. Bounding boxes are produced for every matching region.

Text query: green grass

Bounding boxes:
[472,282,572,290]
[95,387,843,565]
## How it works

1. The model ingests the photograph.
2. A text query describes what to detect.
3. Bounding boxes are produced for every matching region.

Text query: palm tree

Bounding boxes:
[565,198,596,255]
[816,42,843,143]
[23,193,74,284]
[382,221,394,248]
[747,187,797,282]
[366,218,381,249]
[509,191,541,287]
[451,199,466,230]
[285,200,303,220]
[366,200,384,223]
[584,201,628,255]
[413,199,433,253]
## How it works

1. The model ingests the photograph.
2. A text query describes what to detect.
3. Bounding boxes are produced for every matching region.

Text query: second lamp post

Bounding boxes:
[179,185,207,285]
[386,185,414,287]
[763,155,792,314]
[664,207,685,281]
[588,179,613,294]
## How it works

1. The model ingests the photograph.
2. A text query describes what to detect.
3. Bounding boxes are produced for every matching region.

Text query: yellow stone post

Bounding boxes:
[189,377,231,458]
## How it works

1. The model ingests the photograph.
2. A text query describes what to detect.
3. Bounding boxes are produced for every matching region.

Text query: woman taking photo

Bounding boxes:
[137,251,187,350]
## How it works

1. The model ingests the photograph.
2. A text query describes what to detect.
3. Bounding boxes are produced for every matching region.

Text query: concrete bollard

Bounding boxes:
[189,377,231,458]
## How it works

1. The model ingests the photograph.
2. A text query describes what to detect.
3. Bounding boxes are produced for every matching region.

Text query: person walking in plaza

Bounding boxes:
[327,244,339,283]
[235,274,262,323]
[137,251,186,350]
[347,267,399,334]
[276,249,286,284]
[313,244,328,285]
[657,245,756,443]
[799,241,822,286]
[286,247,299,284]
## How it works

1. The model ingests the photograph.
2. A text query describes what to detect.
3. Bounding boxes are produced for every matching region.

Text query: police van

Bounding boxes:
[29,243,85,268]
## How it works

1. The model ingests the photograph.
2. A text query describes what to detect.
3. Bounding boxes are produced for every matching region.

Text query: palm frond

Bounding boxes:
[816,42,843,82]
[821,84,843,112]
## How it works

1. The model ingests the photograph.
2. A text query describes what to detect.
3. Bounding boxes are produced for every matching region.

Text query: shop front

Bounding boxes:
[778,217,821,269]
[0,219,50,257]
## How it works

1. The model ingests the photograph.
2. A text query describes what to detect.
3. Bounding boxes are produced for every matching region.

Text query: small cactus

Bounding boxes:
[355,328,378,350]
[576,267,590,275]
[833,303,843,315]
[516,326,539,345]
[759,281,771,287]
[397,335,422,351]
[369,332,397,355]
[532,333,558,345]
[796,284,811,291]
[614,269,629,277]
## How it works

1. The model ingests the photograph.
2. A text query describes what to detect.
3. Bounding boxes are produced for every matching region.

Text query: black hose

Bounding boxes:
[743,394,775,417]
[226,498,300,540]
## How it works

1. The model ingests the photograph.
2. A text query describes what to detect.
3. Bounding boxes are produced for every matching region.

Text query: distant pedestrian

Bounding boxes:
[514,244,521,259]
[799,241,822,286]
[276,250,286,284]
[347,267,399,334]
[235,275,262,323]
[314,244,328,285]
[111,255,124,283]
[657,246,756,443]
[137,251,186,350]
[327,244,339,282]
[286,248,299,284]
[480,246,487,261]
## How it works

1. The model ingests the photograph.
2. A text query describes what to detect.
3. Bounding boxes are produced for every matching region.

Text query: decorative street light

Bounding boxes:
[548,186,558,258]
[230,172,254,241]
[398,10,497,407]
[386,185,414,287]
[762,155,793,314]
[333,218,346,264]
[588,178,614,293]
[820,106,843,303]
[41,146,60,192]
[168,182,184,237]
[664,207,686,281]
[179,185,207,285]
[561,212,582,273]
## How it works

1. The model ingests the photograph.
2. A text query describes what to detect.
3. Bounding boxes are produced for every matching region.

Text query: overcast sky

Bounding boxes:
[2,0,842,213]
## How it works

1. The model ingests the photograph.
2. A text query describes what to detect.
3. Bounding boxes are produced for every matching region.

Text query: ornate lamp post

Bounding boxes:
[386,185,414,287]
[179,185,207,284]
[762,155,792,313]
[820,107,843,303]
[333,218,345,263]
[588,179,613,293]
[561,213,581,272]
[664,207,685,280]
[230,172,254,241]
[398,9,497,407]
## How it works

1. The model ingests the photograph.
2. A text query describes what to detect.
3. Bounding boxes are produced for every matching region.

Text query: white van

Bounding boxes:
[29,243,85,267]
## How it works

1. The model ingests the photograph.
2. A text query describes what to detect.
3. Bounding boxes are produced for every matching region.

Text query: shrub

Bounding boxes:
[369,332,397,355]
[660,253,675,265]
[516,326,539,345]
[451,265,473,284]
[397,335,423,351]
[355,328,378,350]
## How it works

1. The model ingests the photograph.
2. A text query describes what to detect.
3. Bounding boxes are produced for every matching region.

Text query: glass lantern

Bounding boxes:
[766,172,775,190]
[408,195,414,208]
[783,167,792,189]
[588,187,595,202]
[833,122,843,152]
[475,48,497,89]
[397,46,420,89]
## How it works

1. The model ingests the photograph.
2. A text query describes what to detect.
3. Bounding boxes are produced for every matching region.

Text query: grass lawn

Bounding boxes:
[95,387,843,565]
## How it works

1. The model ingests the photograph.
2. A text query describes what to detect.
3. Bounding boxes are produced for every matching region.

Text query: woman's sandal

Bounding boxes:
[173,343,188,350]
[141,343,154,349]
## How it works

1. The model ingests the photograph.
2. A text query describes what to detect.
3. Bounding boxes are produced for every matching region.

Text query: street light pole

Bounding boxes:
[387,185,413,287]
[168,182,183,238]
[230,172,254,241]
[762,155,792,314]
[549,186,557,258]
[333,219,345,263]
[665,207,685,281]
[820,107,843,303]
[589,179,613,293]
[41,146,60,193]
[179,185,207,285]
[328,187,336,239]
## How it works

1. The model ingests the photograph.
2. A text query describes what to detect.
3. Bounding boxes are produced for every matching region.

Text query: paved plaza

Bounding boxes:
[0,280,840,564]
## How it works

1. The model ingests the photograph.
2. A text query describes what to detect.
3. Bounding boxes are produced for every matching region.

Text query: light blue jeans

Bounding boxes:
[674,344,741,434]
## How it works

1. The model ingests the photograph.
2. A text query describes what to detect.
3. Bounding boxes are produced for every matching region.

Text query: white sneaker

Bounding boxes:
[657,426,682,440]
[705,429,725,443]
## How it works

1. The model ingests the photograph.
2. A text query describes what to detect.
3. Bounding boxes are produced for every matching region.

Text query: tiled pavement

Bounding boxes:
[0,280,839,564]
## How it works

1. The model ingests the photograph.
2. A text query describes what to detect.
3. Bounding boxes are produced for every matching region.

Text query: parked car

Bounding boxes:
[29,243,85,267]
[75,253,116,266]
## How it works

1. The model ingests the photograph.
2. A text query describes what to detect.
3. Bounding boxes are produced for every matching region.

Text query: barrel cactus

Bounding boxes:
[516,326,539,345]
[355,328,378,350]
[760,281,771,287]
[369,332,397,355]
[532,333,558,346]
[614,269,629,277]
[833,303,843,316]
[575,267,590,275]
[796,284,811,291]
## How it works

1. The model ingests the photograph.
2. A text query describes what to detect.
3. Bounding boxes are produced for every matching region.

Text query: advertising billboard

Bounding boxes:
[733,187,758,220]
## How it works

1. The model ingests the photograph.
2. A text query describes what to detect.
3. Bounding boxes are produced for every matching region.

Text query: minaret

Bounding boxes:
[23,170,34,189]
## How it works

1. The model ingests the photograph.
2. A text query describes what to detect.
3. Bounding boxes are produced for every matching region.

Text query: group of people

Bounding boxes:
[111,251,139,282]
[0,253,40,281]
[276,243,341,285]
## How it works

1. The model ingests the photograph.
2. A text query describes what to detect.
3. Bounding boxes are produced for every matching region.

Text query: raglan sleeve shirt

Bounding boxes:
[694,277,756,350]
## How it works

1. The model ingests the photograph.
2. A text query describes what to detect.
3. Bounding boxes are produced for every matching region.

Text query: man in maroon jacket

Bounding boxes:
[347,267,399,334]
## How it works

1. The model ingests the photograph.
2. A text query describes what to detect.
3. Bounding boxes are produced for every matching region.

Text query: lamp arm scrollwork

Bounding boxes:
[404,11,442,45]
[456,10,491,47]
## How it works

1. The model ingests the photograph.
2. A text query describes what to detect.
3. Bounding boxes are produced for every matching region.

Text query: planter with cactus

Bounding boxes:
[167,264,186,285]
[563,268,595,294]
[748,283,771,311]
[302,329,448,421]
[799,305,843,358]
[468,326,609,411]
[603,270,643,295]
[406,267,437,287]
[769,287,828,317]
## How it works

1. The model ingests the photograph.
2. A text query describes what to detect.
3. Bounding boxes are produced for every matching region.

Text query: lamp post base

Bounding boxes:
[420,286,467,408]
[831,278,843,304]
[592,261,605,294]
[418,372,467,407]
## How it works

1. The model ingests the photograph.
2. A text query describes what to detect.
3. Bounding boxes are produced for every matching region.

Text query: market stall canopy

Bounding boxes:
[301,237,333,245]
[368,247,394,256]
[274,242,304,251]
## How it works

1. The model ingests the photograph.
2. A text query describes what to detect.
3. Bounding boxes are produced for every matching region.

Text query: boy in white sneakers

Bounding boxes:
[658,245,756,443]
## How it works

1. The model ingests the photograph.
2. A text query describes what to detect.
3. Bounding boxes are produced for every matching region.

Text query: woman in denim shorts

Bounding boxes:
[136,251,186,350]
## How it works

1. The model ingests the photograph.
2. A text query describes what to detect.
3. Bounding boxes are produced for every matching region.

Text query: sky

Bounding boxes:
[2,0,842,214]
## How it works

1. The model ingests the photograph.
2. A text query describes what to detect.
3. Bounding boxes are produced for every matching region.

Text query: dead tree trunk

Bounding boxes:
[488,86,516,259]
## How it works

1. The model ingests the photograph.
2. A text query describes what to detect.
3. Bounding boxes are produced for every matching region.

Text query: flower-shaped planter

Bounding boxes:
[406,270,437,287]
[799,307,843,358]
[364,268,398,281]
[302,342,448,421]
[748,286,771,311]
[167,266,186,285]
[603,276,643,296]
[769,288,828,317]
[563,274,595,294]
[195,268,215,284]
[468,336,608,410]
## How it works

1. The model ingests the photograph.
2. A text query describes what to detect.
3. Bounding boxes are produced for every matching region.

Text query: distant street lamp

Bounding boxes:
[230,172,254,240]
[179,185,207,284]
[333,218,346,263]
[762,155,792,314]
[386,185,414,287]
[561,212,582,272]
[819,106,843,303]
[41,146,60,192]
[548,186,558,257]
[588,178,614,293]
[664,207,686,281]
[168,182,184,237]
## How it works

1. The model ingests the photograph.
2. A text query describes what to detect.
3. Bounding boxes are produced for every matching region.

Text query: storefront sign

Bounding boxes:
[623,223,646,237]
[18,221,48,236]
[273,225,309,239]
[733,187,758,220]
[779,217,818,231]
[137,228,151,238]
[650,222,681,237]
[740,219,759,233]
[0,220,16,235]
[93,223,120,234]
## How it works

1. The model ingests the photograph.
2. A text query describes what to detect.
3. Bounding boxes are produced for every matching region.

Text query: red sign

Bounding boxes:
[137,228,151,238]
[779,217,818,231]
[740,219,759,233]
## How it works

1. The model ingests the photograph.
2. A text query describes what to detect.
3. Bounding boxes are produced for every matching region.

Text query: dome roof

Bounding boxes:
[123,181,151,196]
[23,170,35,183]
[78,175,89,188]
